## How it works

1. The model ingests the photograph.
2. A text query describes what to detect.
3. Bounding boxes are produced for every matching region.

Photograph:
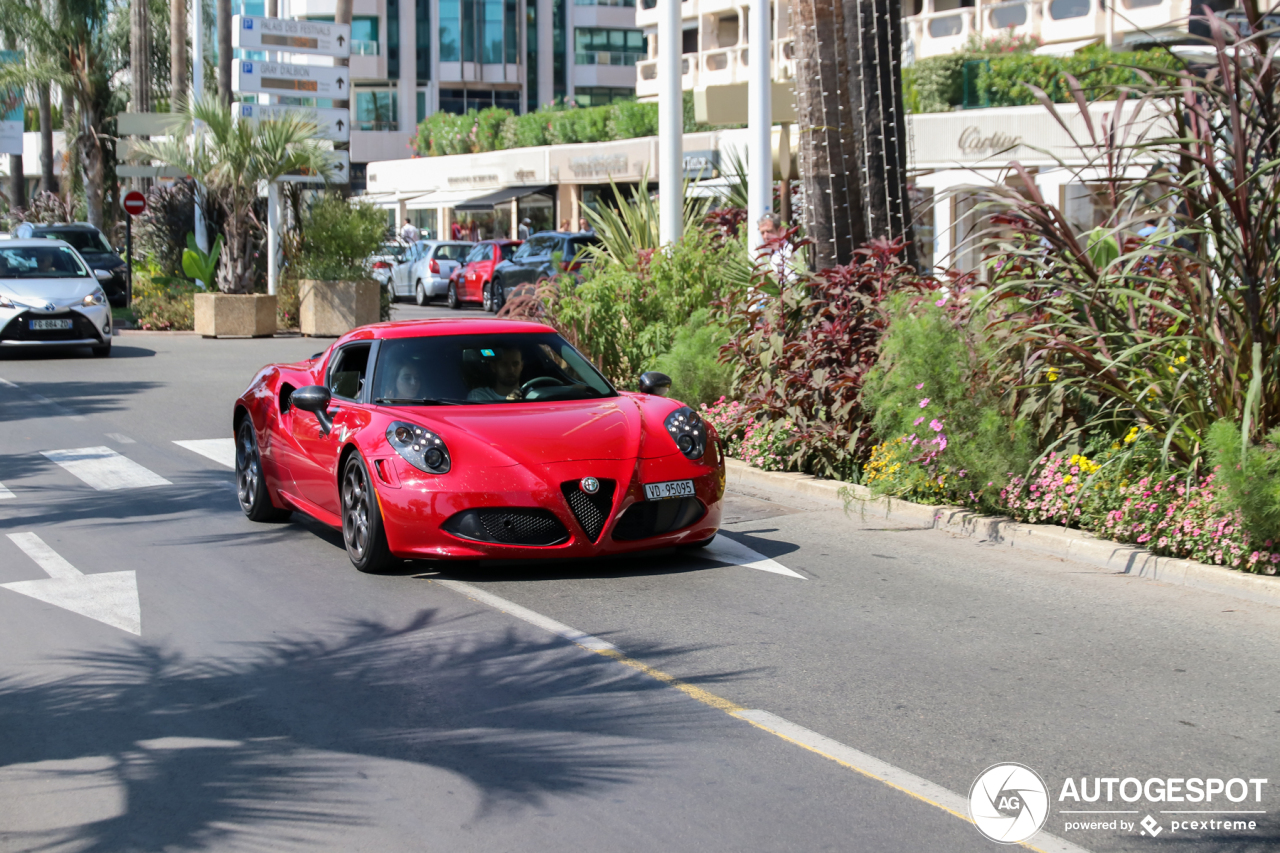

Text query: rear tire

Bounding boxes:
[447,282,460,309]
[415,280,428,306]
[341,453,399,573]
[491,279,505,313]
[386,282,398,304]
[236,419,291,522]
[482,282,493,312]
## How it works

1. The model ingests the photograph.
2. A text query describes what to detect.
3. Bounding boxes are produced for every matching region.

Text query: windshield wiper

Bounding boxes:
[374,397,461,406]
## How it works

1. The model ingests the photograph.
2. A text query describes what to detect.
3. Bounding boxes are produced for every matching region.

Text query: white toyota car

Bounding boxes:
[0,239,114,357]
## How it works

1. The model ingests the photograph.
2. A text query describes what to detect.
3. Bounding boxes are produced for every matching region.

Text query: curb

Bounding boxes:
[725,459,1280,609]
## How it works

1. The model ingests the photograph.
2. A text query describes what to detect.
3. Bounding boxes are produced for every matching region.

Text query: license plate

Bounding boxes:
[644,479,695,501]
[30,318,72,330]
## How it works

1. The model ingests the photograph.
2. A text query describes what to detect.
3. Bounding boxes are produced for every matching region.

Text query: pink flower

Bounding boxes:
[913,416,925,426]
[929,419,944,432]
[915,383,924,390]
[919,398,930,408]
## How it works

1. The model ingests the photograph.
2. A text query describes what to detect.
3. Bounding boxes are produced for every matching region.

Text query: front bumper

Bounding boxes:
[372,453,724,560]
[0,306,112,347]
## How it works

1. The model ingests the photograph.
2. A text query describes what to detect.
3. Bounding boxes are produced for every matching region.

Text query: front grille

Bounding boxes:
[612,497,705,542]
[0,310,102,342]
[561,479,616,542]
[442,508,569,546]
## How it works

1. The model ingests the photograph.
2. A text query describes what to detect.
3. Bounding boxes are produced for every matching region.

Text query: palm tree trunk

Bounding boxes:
[171,0,186,110]
[78,111,105,229]
[791,0,864,270]
[216,0,230,106]
[37,82,54,193]
[842,0,916,265]
[131,0,151,113]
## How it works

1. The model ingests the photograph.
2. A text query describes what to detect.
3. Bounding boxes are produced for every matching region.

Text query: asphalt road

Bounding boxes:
[1,328,1278,853]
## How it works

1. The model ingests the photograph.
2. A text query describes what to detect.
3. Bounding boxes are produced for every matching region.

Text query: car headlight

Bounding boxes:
[386,420,451,474]
[82,288,106,306]
[665,406,707,460]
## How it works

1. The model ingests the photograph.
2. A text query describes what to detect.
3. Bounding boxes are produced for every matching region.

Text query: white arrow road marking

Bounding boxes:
[2,533,141,635]
[695,535,806,579]
[0,481,13,500]
[42,447,172,491]
[173,438,236,469]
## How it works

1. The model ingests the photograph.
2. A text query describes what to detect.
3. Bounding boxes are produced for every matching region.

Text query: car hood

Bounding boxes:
[80,252,124,269]
[428,397,662,466]
[0,278,97,307]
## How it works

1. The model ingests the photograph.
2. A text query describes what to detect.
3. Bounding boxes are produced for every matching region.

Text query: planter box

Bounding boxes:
[299,279,379,337]
[194,293,278,338]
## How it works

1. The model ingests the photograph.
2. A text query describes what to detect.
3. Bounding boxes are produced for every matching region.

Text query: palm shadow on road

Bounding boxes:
[0,610,736,853]
[0,378,162,422]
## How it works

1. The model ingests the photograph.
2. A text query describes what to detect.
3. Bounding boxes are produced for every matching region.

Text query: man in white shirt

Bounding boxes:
[400,218,420,244]
[518,218,531,240]
[467,347,526,402]
[757,213,796,284]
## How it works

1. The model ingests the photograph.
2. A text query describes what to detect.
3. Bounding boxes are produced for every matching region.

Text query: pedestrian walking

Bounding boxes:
[400,218,420,244]
[518,218,531,240]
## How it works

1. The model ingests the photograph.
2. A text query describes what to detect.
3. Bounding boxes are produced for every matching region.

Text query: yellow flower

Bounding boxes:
[1168,366,1178,374]
[1047,367,1060,381]
[1177,355,1187,364]
[1062,474,1073,484]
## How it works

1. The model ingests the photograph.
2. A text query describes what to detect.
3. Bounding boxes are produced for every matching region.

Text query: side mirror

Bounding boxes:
[638,371,672,397]
[93,269,112,281]
[291,385,333,433]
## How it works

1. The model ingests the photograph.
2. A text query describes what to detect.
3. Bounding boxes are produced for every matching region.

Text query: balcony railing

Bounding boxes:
[351,39,380,55]
[905,0,1184,60]
[575,0,636,6]
[574,51,645,65]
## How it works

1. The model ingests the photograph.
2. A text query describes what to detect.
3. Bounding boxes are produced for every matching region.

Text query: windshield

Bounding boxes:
[434,243,470,261]
[374,332,616,405]
[0,246,91,279]
[35,230,113,254]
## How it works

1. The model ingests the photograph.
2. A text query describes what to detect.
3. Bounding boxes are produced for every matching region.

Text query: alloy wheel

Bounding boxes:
[342,460,371,561]
[236,421,260,513]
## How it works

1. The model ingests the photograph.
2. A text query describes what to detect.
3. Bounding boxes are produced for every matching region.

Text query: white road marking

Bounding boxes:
[104,433,136,444]
[696,535,806,579]
[432,578,1090,853]
[3,533,141,635]
[433,578,618,651]
[0,481,13,500]
[41,447,172,491]
[0,377,15,387]
[174,438,236,469]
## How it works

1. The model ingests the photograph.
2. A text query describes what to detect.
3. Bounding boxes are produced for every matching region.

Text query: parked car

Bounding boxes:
[369,241,408,288]
[447,239,522,311]
[232,317,723,572]
[21,223,128,307]
[0,239,114,357]
[490,231,601,312]
[390,240,474,305]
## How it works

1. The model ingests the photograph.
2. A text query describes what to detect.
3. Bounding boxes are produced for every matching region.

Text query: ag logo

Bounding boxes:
[968,763,1050,844]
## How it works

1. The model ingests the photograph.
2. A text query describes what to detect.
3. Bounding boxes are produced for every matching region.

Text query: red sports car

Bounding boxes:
[447,239,521,312]
[232,318,724,572]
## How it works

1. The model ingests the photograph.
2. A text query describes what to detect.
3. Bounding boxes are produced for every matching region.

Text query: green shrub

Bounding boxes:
[908,55,966,112]
[130,262,198,331]
[296,194,387,281]
[1207,420,1280,543]
[653,308,734,408]
[502,109,553,148]
[609,100,658,139]
[473,106,510,151]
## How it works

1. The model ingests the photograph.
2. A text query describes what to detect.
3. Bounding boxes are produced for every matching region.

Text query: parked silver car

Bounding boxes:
[0,239,114,357]
[389,240,474,305]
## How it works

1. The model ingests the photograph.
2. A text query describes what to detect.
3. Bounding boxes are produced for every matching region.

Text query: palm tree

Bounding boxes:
[0,0,117,228]
[791,0,864,270]
[136,96,341,293]
[170,0,185,111]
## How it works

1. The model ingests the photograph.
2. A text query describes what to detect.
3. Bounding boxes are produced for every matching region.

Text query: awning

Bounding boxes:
[360,191,433,209]
[454,185,555,212]
[405,188,492,210]
[1033,37,1101,57]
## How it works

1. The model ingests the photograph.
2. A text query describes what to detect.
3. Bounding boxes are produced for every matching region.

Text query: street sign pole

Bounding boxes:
[122,190,147,305]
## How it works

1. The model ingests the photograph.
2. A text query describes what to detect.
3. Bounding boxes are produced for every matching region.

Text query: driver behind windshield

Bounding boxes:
[468,347,524,402]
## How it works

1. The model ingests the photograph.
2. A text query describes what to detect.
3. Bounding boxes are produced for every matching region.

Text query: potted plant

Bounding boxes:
[295,194,388,337]
[137,96,339,337]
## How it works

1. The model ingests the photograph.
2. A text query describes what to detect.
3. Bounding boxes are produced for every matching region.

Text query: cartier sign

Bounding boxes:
[957,126,1023,156]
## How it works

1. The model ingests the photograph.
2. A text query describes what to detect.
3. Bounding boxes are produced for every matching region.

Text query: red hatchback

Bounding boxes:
[447,239,521,311]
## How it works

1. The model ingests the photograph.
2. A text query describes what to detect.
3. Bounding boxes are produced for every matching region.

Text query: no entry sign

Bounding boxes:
[123,190,147,216]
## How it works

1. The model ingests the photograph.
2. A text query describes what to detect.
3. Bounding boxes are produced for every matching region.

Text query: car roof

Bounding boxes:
[28,223,100,232]
[2,238,76,248]
[335,318,556,344]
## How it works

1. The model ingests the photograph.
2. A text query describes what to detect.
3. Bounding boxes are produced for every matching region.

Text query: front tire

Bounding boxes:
[447,282,460,309]
[236,419,291,522]
[481,282,493,312]
[415,280,428,306]
[491,279,506,313]
[341,453,398,573]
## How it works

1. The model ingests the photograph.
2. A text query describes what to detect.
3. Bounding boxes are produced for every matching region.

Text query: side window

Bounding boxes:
[482,245,495,262]
[329,344,372,401]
